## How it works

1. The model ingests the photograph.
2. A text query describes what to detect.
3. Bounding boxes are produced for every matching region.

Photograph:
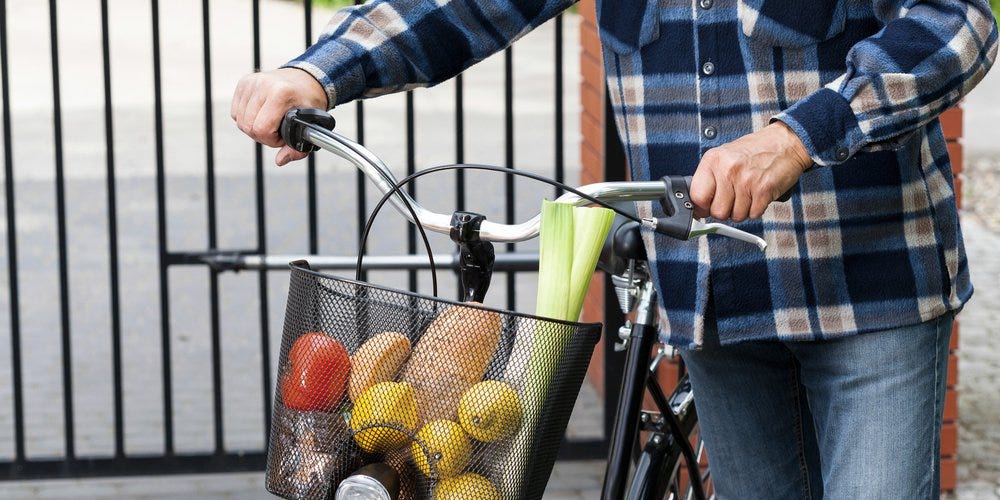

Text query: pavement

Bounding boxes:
[0,0,998,498]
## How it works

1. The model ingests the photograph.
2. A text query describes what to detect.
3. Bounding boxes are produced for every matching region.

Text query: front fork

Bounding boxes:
[601,273,659,500]
[601,267,706,500]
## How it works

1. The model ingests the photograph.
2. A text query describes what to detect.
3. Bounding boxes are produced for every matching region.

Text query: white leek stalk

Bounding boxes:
[498,200,614,497]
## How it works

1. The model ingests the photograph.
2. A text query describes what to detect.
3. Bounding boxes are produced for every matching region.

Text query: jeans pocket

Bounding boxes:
[738,0,846,48]
[598,0,661,54]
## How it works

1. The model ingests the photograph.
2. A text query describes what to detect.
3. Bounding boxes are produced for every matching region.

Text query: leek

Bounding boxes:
[535,200,577,321]
[498,200,614,497]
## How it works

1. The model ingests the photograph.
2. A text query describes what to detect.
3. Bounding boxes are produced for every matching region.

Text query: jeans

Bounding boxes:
[679,308,954,499]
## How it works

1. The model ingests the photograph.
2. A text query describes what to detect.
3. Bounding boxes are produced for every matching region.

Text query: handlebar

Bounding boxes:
[280,109,767,250]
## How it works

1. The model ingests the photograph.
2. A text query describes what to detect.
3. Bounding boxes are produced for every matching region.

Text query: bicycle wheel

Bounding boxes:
[657,423,714,500]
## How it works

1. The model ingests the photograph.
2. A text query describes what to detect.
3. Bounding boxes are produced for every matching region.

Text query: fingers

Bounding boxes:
[252,95,290,148]
[730,182,752,222]
[276,146,309,167]
[689,160,717,220]
[709,169,736,221]
[231,68,329,158]
[692,147,768,222]
[749,183,774,219]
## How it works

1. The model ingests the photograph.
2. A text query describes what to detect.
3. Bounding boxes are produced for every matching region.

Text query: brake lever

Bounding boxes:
[644,175,768,250]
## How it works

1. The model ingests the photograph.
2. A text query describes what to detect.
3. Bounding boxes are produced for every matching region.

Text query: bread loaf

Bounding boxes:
[348,331,412,402]
[401,303,502,423]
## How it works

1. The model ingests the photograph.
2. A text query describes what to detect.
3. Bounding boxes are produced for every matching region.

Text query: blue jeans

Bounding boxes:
[679,307,954,499]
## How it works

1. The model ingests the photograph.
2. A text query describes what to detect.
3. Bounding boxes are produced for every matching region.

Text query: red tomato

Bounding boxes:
[281,332,351,411]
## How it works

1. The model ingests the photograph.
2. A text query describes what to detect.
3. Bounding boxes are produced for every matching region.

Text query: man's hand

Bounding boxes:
[231,68,328,166]
[689,122,812,222]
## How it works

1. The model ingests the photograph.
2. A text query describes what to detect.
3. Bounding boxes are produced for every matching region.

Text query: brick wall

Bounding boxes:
[577,1,964,492]
[941,105,963,492]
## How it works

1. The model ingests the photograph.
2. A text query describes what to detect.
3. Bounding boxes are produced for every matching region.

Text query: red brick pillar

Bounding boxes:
[578,0,611,394]
[577,4,964,493]
[940,105,963,494]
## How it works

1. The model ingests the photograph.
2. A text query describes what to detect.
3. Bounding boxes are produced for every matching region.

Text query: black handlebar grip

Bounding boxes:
[279,108,336,153]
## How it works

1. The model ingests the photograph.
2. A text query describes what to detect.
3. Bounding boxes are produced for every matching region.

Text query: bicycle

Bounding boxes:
[265,108,767,500]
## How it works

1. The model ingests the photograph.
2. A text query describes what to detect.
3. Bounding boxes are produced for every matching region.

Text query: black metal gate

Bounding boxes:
[0,0,603,480]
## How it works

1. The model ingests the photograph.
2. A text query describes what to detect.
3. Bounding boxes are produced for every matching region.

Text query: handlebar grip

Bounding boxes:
[279,108,337,153]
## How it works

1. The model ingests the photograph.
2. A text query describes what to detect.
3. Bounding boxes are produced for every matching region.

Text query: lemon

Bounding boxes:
[350,381,418,453]
[458,380,523,442]
[434,473,500,500]
[410,420,472,478]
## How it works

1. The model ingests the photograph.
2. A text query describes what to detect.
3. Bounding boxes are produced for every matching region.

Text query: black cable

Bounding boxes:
[358,163,647,298]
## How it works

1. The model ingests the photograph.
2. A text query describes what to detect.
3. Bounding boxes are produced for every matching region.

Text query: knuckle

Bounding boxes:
[710,205,729,220]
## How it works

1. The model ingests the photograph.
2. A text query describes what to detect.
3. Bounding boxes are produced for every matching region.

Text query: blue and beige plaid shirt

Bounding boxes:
[288,0,998,347]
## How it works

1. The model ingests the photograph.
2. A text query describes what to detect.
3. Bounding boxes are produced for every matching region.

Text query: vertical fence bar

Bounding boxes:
[251,0,273,444]
[406,92,416,292]
[99,0,125,460]
[454,74,465,301]
[0,0,25,465]
[455,74,464,212]
[48,0,76,462]
[503,48,515,311]
[354,0,367,282]
[201,0,225,456]
[554,14,565,197]
[304,0,318,254]
[150,0,175,456]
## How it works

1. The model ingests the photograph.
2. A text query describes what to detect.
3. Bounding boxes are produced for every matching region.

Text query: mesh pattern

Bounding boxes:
[266,263,602,500]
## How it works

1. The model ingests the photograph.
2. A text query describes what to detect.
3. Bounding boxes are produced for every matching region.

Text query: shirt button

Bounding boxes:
[703,126,717,140]
[702,61,715,75]
[699,0,713,9]
[835,147,849,161]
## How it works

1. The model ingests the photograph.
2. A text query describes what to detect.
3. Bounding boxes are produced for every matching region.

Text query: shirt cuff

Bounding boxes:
[771,88,866,167]
[282,39,368,108]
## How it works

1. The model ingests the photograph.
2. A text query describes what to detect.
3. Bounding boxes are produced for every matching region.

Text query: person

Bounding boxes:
[232,0,998,497]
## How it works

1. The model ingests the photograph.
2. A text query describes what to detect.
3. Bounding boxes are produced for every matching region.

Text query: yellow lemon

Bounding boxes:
[457,380,523,442]
[410,420,472,478]
[350,381,418,453]
[434,473,500,500]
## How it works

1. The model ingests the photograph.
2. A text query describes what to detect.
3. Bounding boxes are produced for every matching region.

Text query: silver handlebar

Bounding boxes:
[300,123,767,249]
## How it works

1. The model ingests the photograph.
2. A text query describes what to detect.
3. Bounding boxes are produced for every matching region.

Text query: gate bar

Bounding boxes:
[150,0,176,456]
[504,48,515,311]
[0,0,26,464]
[202,251,540,272]
[48,0,77,462]
[252,0,274,445]
[201,0,225,456]
[305,0,319,254]
[99,0,126,460]
[554,14,565,197]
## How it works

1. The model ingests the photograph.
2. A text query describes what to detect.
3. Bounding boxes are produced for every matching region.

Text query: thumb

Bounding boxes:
[275,146,308,167]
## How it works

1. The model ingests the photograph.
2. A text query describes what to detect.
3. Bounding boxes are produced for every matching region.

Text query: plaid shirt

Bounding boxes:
[288,0,998,347]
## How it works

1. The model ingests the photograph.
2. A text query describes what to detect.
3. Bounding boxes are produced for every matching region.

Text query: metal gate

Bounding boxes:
[0,0,602,479]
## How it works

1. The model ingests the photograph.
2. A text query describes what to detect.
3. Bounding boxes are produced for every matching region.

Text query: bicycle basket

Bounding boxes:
[265,261,602,500]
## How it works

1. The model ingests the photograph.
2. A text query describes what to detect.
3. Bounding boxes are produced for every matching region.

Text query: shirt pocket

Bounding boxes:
[598,0,661,54]
[737,0,846,48]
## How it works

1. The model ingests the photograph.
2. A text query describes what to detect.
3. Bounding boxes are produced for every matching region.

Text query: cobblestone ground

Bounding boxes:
[946,157,1000,500]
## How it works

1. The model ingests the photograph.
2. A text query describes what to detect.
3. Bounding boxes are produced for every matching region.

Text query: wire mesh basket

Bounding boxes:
[265,261,602,500]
